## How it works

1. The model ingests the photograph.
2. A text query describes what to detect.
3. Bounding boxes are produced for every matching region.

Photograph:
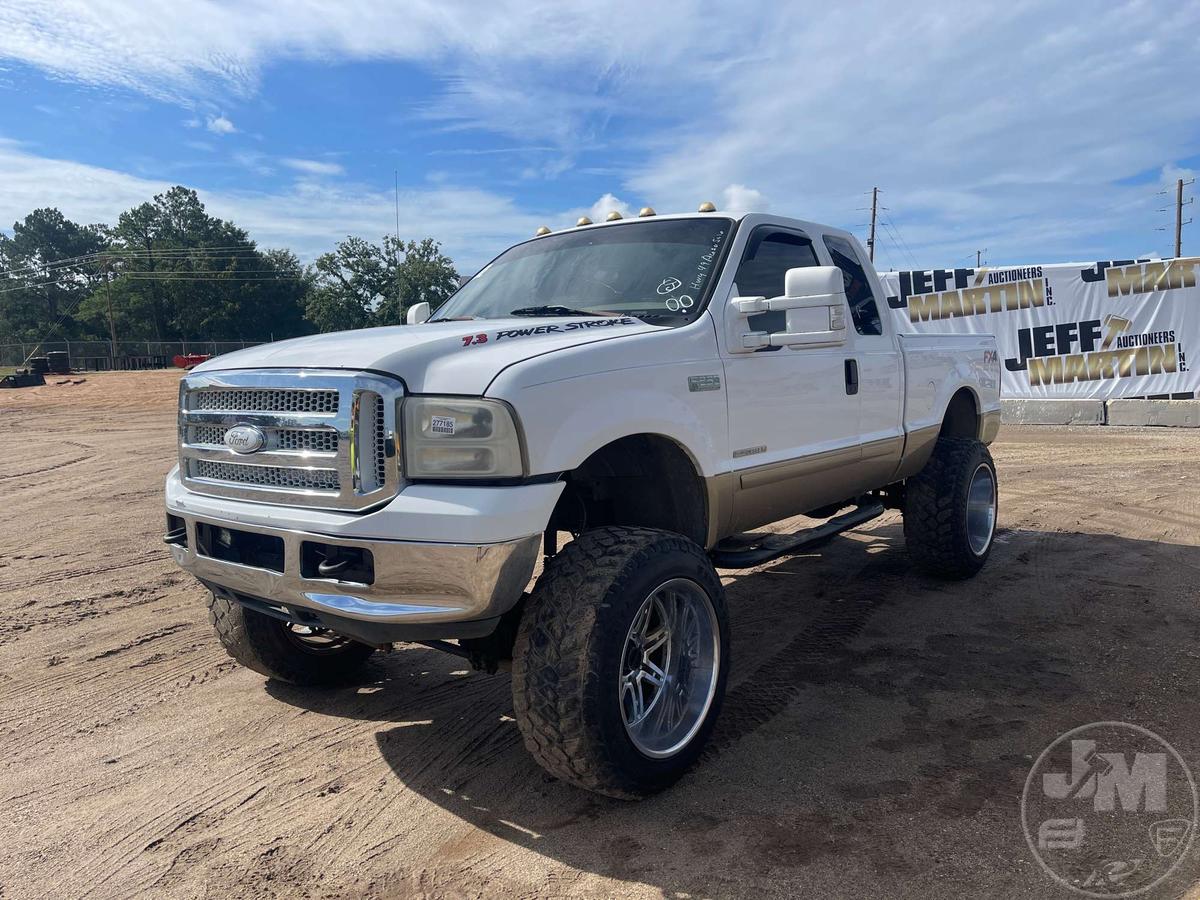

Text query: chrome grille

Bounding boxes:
[374,394,387,487]
[178,370,401,510]
[280,430,339,453]
[188,424,339,454]
[193,460,340,491]
[193,388,339,414]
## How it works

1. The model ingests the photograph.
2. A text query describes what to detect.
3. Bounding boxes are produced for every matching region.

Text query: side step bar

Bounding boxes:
[710,502,885,569]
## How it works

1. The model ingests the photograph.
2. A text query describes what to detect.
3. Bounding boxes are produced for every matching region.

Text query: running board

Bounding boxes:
[710,502,885,569]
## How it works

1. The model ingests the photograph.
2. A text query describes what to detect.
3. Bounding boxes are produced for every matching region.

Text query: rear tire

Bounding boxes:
[207,593,374,685]
[903,436,998,579]
[512,526,729,799]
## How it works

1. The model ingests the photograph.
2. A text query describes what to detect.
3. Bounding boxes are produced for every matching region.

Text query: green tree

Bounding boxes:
[79,187,313,344]
[305,234,458,333]
[0,208,109,343]
[305,236,385,333]
[374,236,459,325]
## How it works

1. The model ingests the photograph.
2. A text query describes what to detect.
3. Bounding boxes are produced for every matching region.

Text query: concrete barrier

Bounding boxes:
[1106,399,1200,427]
[1001,399,1106,426]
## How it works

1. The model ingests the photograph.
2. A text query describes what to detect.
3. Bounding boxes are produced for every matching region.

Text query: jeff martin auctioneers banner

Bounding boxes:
[877,258,1198,399]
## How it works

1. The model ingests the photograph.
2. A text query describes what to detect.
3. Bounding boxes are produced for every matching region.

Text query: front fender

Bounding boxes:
[488,321,727,477]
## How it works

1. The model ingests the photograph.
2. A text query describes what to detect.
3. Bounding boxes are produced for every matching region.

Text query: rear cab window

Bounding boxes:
[822,234,883,336]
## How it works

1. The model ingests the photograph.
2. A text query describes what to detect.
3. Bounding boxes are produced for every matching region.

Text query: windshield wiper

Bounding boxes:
[617,310,680,322]
[508,305,610,317]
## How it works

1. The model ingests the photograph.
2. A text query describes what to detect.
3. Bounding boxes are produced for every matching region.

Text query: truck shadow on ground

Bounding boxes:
[266,522,1200,896]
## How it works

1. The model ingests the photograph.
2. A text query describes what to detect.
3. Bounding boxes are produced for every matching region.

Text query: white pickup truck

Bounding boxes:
[164,208,1000,798]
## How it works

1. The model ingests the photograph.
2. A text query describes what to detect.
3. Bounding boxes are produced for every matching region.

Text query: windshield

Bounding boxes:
[433,217,733,324]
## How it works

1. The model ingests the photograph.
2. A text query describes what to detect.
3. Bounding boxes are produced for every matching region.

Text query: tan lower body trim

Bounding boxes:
[979,409,1001,444]
[729,444,869,535]
[892,423,941,481]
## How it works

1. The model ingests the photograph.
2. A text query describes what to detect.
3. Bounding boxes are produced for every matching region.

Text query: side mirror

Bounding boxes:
[729,265,847,351]
[406,301,431,325]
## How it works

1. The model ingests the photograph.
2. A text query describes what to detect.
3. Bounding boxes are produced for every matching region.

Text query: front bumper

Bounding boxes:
[167,511,541,642]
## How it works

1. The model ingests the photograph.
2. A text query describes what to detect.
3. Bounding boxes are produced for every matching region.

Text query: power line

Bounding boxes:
[0,245,269,279]
[0,271,301,294]
[881,214,919,268]
[881,218,919,269]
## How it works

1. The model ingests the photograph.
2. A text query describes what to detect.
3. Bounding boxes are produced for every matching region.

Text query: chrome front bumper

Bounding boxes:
[167,511,541,642]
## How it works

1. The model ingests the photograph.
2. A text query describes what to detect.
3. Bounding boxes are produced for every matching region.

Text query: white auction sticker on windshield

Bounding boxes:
[430,415,456,435]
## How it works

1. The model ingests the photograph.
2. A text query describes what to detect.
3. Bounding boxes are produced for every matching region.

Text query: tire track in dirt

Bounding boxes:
[0,555,171,592]
[0,453,92,481]
[0,632,224,753]
[706,546,911,757]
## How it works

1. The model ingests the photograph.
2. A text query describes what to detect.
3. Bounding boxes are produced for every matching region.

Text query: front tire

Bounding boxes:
[903,436,998,579]
[512,527,730,799]
[207,593,375,685]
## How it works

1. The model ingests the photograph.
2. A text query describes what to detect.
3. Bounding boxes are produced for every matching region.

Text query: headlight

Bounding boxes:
[402,397,525,479]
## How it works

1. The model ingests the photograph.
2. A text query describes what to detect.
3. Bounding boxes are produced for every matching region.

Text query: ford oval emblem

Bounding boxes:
[225,424,267,454]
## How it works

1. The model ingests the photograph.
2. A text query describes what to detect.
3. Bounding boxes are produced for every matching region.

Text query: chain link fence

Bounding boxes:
[1,340,263,371]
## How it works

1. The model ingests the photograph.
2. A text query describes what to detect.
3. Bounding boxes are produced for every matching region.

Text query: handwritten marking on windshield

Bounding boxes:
[657,277,683,295]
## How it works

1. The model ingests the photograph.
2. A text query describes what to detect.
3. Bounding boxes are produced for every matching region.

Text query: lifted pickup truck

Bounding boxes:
[165,208,1000,798]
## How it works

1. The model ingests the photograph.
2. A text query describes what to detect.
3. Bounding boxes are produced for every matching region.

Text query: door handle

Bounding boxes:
[844,359,859,395]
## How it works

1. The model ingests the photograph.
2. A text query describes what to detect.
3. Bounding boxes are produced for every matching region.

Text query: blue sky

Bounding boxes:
[1,0,1198,272]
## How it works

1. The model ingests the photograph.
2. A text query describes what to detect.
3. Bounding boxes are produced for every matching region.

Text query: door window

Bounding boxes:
[732,230,818,333]
[822,234,882,336]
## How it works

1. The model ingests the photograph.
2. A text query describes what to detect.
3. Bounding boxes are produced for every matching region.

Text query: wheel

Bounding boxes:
[207,593,375,685]
[512,526,730,799]
[903,436,998,579]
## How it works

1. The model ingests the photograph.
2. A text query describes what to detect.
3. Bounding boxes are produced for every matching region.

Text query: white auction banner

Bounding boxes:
[877,258,1198,399]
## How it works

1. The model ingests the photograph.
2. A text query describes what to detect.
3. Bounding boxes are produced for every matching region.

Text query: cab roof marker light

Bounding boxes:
[638,207,656,217]
[535,225,551,236]
[606,210,623,221]
[698,201,717,213]
[576,216,592,227]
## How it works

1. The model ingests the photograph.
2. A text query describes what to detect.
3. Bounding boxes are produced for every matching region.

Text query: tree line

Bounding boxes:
[0,186,460,347]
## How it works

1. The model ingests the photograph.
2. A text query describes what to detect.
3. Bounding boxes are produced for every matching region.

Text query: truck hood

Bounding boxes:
[193,315,662,394]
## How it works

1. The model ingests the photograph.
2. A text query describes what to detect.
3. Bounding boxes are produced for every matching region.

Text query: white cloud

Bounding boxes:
[720,185,766,217]
[623,3,1200,267]
[233,151,272,176]
[282,158,345,177]
[2,2,1199,264]
[206,114,235,135]
[1161,163,1196,186]
[0,139,546,269]
[586,193,630,222]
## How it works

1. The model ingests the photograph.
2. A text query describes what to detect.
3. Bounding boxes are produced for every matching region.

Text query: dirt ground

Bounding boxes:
[2,369,1199,899]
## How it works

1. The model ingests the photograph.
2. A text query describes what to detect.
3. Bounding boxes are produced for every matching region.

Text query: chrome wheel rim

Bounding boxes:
[619,578,720,759]
[282,622,353,653]
[966,463,997,556]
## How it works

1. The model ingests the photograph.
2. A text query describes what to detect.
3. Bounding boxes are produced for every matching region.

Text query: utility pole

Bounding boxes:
[1175,178,1194,258]
[867,187,879,262]
[394,169,403,316]
[101,256,119,367]
[975,248,987,267]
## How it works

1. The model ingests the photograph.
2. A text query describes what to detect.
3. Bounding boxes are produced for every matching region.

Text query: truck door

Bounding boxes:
[719,226,862,532]
[821,234,903,488]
